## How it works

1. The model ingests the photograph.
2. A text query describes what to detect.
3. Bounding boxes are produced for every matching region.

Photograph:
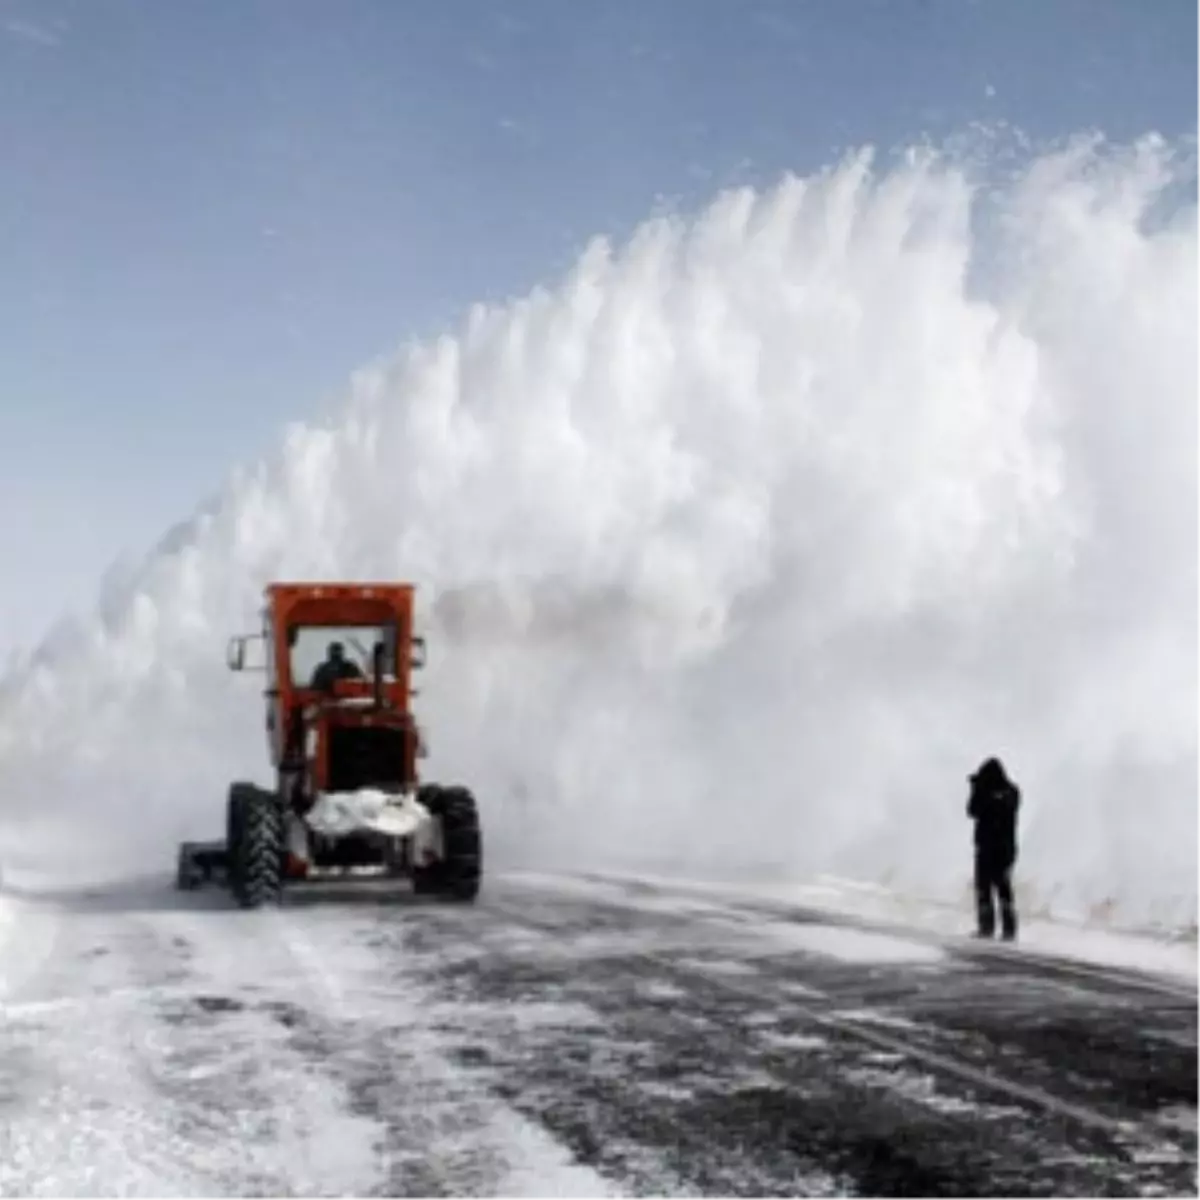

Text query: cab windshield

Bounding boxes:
[288,623,398,690]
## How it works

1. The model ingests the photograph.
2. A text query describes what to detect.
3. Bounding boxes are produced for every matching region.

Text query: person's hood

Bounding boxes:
[969,757,1005,784]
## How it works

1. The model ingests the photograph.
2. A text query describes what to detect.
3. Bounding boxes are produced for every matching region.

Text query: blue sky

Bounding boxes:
[0,0,1195,656]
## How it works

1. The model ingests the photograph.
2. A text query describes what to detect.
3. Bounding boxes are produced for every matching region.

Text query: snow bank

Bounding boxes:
[553,869,1197,985]
[0,130,1194,933]
[0,878,63,1006]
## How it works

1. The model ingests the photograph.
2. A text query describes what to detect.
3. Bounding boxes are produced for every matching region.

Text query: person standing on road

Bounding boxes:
[967,756,1020,941]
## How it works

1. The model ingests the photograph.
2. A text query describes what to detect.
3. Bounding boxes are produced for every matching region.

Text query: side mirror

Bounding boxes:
[228,632,268,672]
[411,636,427,670]
[227,636,247,672]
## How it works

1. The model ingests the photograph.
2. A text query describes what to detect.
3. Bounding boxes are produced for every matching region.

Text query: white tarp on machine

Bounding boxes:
[304,788,432,840]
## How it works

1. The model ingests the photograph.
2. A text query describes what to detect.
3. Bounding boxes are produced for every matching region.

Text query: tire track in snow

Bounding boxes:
[360,875,1196,1197]
[0,890,399,1196]
[119,892,617,1197]
[0,899,236,1197]
[0,880,615,1197]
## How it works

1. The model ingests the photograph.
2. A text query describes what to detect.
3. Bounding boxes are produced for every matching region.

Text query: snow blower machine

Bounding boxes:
[176,581,482,908]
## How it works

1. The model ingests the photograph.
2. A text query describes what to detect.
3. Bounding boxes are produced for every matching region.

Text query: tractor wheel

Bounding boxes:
[440,786,483,901]
[412,784,443,895]
[229,784,284,909]
[413,785,482,902]
[226,782,256,901]
[226,782,255,864]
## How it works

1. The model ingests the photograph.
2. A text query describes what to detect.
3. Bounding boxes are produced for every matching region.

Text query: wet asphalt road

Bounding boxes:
[390,875,1198,1197]
[0,870,1194,1197]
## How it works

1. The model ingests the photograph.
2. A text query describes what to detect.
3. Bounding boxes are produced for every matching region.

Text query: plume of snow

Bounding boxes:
[0,133,1194,932]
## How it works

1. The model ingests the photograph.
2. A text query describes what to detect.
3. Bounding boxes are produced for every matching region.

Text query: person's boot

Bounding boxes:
[1000,905,1017,942]
[975,890,995,938]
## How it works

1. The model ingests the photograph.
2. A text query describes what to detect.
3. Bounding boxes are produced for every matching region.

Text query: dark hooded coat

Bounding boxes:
[967,757,1020,865]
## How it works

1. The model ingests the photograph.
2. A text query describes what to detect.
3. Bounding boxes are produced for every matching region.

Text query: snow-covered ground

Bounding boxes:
[0,865,1192,1196]
[0,873,620,1197]
[2,865,1192,1009]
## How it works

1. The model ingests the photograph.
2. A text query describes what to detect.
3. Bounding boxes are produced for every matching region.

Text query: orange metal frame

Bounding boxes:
[265,581,417,707]
[261,582,421,789]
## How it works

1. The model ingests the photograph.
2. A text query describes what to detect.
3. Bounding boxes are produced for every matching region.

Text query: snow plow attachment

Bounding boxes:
[175,581,482,908]
[176,840,230,890]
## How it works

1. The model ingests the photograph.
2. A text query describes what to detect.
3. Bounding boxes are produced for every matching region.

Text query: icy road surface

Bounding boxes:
[0,872,1194,1197]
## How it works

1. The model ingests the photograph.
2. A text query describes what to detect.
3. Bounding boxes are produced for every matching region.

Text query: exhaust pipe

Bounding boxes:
[372,640,386,710]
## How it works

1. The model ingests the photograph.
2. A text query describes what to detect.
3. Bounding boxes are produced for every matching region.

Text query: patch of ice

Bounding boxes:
[1153,1105,1198,1134]
[675,956,761,977]
[752,920,947,965]
[833,1008,923,1031]
[843,1064,1026,1120]
[861,1050,907,1065]
[729,1067,782,1091]
[638,1079,701,1102]
[742,1010,782,1027]
[779,980,826,999]
[761,1031,829,1051]
[636,979,690,1001]
[426,998,602,1032]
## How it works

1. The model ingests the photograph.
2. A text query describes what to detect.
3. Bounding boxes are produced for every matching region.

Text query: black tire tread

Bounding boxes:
[228,783,284,909]
[414,783,482,902]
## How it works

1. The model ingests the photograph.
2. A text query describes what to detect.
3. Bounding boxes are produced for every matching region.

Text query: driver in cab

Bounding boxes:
[309,640,364,693]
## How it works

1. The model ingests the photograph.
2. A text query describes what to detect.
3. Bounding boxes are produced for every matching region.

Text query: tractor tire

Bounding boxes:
[228,784,284,909]
[411,783,444,896]
[413,784,482,902]
[440,786,483,901]
[226,782,255,863]
[225,782,250,900]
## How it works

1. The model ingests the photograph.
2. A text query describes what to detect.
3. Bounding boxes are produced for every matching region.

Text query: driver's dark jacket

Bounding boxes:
[309,659,363,691]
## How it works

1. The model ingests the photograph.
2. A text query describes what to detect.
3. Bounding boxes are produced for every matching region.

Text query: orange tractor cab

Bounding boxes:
[176,581,482,907]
